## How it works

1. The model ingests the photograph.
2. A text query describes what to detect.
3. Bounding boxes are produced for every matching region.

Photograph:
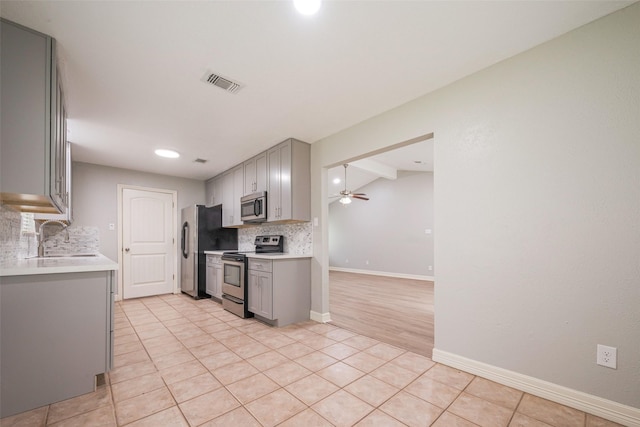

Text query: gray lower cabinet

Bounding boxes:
[247,257,310,327]
[248,268,273,319]
[206,254,223,301]
[0,271,114,418]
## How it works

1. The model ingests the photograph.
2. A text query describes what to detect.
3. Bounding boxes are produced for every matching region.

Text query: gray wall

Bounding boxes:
[310,4,639,408]
[72,162,205,285]
[329,171,433,277]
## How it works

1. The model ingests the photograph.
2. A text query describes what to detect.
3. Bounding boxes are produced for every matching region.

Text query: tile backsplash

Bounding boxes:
[0,205,37,261]
[42,225,100,256]
[0,205,100,261]
[2,204,312,261]
[238,222,312,255]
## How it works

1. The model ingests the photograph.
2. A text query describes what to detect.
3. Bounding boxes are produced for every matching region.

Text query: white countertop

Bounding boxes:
[204,250,227,256]
[247,253,311,260]
[0,254,118,277]
[203,250,311,260]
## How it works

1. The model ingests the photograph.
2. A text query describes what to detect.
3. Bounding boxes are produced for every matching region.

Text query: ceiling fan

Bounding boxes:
[330,164,369,204]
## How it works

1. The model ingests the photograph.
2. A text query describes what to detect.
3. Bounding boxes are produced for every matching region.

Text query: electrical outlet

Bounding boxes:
[597,344,617,369]
[108,223,115,231]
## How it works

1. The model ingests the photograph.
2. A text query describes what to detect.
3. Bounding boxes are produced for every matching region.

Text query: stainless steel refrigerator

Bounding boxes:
[180,205,238,298]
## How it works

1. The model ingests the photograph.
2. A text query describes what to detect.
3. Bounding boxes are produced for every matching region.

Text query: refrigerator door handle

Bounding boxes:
[181,221,189,258]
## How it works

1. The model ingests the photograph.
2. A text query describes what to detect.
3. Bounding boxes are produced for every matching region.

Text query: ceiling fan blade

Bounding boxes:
[351,193,367,196]
[352,195,369,201]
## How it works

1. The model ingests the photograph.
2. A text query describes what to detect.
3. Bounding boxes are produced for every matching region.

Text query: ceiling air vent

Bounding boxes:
[194,158,207,164]
[202,71,243,94]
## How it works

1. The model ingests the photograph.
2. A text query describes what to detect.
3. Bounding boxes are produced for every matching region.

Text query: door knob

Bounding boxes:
[125,248,130,252]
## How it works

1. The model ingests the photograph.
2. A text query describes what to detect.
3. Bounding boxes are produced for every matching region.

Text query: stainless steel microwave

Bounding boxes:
[240,191,267,223]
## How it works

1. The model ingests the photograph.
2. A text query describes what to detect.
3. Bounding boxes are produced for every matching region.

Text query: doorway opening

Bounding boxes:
[326,134,434,356]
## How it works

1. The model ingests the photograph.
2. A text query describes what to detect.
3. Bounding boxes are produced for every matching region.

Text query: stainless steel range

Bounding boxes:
[221,235,284,318]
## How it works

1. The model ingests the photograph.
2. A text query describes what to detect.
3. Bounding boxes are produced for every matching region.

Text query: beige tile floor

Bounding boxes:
[1,294,624,427]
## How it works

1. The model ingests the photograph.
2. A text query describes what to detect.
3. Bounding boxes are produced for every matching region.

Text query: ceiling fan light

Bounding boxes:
[339,196,352,205]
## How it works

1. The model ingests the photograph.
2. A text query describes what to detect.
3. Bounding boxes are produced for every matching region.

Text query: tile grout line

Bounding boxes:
[509,392,528,426]
[119,297,456,426]
[116,301,182,426]
[26,294,603,427]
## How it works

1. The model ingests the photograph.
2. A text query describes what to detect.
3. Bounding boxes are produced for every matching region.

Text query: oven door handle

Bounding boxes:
[222,294,244,304]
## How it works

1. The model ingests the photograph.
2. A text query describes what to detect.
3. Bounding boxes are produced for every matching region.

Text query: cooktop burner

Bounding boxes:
[223,235,285,257]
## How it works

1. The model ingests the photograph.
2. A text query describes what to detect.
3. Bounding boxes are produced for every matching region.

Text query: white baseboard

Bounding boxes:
[310,311,331,323]
[432,349,640,427]
[329,266,433,281]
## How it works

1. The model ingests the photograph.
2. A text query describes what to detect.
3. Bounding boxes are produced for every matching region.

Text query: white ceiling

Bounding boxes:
[1,1,631,180]
[328,138,433,198]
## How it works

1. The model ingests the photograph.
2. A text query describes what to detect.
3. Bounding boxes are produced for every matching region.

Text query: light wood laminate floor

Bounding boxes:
[329,270,434,358]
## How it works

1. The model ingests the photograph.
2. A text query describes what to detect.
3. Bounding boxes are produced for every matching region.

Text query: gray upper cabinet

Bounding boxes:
[267,139,310,223]
[206,138,310,226]
[205,174,224,207]
[222,164,244,227]
[34,141,72,223]
[50,68,68,211]
[0,19,69,215]
[243,151,267,195]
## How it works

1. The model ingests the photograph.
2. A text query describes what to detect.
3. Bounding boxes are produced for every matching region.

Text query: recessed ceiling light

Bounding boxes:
[333,178,341,184]
[155,149,180,159]
[294,0,321,15]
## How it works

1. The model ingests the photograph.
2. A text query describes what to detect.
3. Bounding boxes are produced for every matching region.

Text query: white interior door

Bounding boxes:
[122,188,175,299]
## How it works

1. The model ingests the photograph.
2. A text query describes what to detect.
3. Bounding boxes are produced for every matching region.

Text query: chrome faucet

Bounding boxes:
[37,220,70,257]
